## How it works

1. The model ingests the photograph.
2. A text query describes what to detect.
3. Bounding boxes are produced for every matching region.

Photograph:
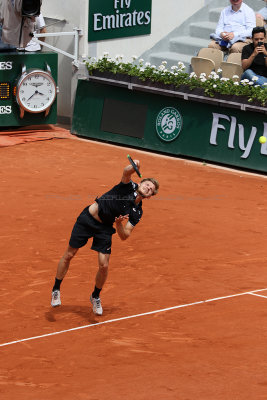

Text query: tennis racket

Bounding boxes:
[127,154,142,178]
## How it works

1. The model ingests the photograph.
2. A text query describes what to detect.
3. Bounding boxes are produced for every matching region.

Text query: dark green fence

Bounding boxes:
[72,78,267,173]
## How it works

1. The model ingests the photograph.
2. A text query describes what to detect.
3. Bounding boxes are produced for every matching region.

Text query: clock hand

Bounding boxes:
[27,92,37,101]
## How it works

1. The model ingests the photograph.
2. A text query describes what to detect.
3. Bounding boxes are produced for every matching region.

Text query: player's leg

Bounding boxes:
[90,252,110,315]
[51,207,92,307]
[51,245,79,307]
[56,245,79,279]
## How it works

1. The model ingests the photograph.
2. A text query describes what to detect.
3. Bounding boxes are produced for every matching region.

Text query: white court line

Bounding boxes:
[1,287,267,348]
[248,292,267,299]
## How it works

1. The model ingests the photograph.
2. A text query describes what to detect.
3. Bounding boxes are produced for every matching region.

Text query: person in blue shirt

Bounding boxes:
[50,160,159,316]
[256,0,267,24]
[209,0,256,53]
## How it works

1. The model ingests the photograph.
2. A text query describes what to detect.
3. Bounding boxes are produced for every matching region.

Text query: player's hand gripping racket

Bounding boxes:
[127,154,142,178]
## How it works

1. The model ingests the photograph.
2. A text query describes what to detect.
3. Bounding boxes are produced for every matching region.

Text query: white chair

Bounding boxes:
[191,57,215,77]
[197,48,224,72]
[220,53,243,81]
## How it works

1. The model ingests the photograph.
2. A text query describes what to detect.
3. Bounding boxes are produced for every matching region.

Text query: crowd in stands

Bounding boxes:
[0,0,266,88]
[203,0,267,88]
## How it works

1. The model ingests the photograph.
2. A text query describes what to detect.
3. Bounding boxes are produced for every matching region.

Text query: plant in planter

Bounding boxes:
[85,53,267,106]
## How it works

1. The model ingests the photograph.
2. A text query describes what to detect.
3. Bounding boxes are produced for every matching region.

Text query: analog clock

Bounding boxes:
[16,64,57,118]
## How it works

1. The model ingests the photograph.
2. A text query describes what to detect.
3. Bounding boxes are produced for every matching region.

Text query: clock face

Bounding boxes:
[17,70,56,113]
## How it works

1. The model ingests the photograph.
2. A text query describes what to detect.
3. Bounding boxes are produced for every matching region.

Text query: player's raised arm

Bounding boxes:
[121,159,141,184]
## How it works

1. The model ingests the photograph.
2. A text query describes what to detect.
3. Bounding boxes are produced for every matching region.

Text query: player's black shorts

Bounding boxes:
[69,207,116,254]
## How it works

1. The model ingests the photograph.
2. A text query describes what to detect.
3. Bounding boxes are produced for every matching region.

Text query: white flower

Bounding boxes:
[139,58,144,64]
[103,52,109,57]
[151,65,157,70]
[220,77,229,82]
[139,67,145,72]
[178,61,185,70]
[248,81,254,85]
[200,72,206,77]
[171,65,178,70]
[232,75,239,79]
[234,81,239,85]
[217,68,222,73]
[162,60,167,65]
[213,84,217,88]
[158,65,165,71]
[252,76,258,81]
[200,77,207,82]
[189,72,197,78]
[263,82,267,86]
[209,73,219,79]
[132,55,138,61]
[145,62,151,67]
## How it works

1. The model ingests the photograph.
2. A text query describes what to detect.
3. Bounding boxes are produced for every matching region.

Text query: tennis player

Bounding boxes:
[51,160,159,315]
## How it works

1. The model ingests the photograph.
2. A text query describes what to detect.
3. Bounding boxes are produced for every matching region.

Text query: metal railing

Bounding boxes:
[32,27,82,67]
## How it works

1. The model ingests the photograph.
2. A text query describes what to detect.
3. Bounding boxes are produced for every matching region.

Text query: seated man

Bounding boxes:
[241,26,267,87]
[209,0,256,53]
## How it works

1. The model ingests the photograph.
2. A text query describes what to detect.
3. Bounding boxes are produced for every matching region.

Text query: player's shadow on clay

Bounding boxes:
[45,304,119,323]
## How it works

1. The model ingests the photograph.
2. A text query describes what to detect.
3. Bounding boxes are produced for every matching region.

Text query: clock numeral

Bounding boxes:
[47,82,51,86]
[41,103,44,106]
[22,83,27,86]
[22,97,26,101]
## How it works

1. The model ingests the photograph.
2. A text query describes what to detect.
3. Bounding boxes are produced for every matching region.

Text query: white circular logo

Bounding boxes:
[156,107,183,142]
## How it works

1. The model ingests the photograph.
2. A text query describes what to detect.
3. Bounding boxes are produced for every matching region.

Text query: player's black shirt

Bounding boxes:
[95,181,143,226]
[242,43,267,77]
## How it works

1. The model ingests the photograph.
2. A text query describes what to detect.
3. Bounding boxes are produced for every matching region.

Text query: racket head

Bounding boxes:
[127,154,142,178]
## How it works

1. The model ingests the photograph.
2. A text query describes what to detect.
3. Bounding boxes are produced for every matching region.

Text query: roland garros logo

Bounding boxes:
[156,107,183,142]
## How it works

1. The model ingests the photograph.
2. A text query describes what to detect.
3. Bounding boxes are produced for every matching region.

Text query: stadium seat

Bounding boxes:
[220,53,243,81]
[197,48,224,71]
[226,53,242,64]
[191,56,215,77]
[256,15,265,28]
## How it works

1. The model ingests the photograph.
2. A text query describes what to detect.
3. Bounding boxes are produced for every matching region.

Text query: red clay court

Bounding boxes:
[1,125,267,399]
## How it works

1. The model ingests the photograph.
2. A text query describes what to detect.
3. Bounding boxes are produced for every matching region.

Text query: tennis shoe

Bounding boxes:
[90,295,103,315]
[51,290,61,307]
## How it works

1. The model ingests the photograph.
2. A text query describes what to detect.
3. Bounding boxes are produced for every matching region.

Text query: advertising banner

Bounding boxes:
[0,52,57,127]
[88,0,152,42]
[72,80,267,173]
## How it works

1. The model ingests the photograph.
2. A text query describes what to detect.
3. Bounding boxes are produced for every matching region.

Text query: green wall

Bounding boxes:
[0,52,58,127]
[72,79,267,173]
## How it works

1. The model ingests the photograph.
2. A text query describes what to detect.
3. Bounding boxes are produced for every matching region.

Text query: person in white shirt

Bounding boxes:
[209,0,256,53]
[25,12,46,52]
